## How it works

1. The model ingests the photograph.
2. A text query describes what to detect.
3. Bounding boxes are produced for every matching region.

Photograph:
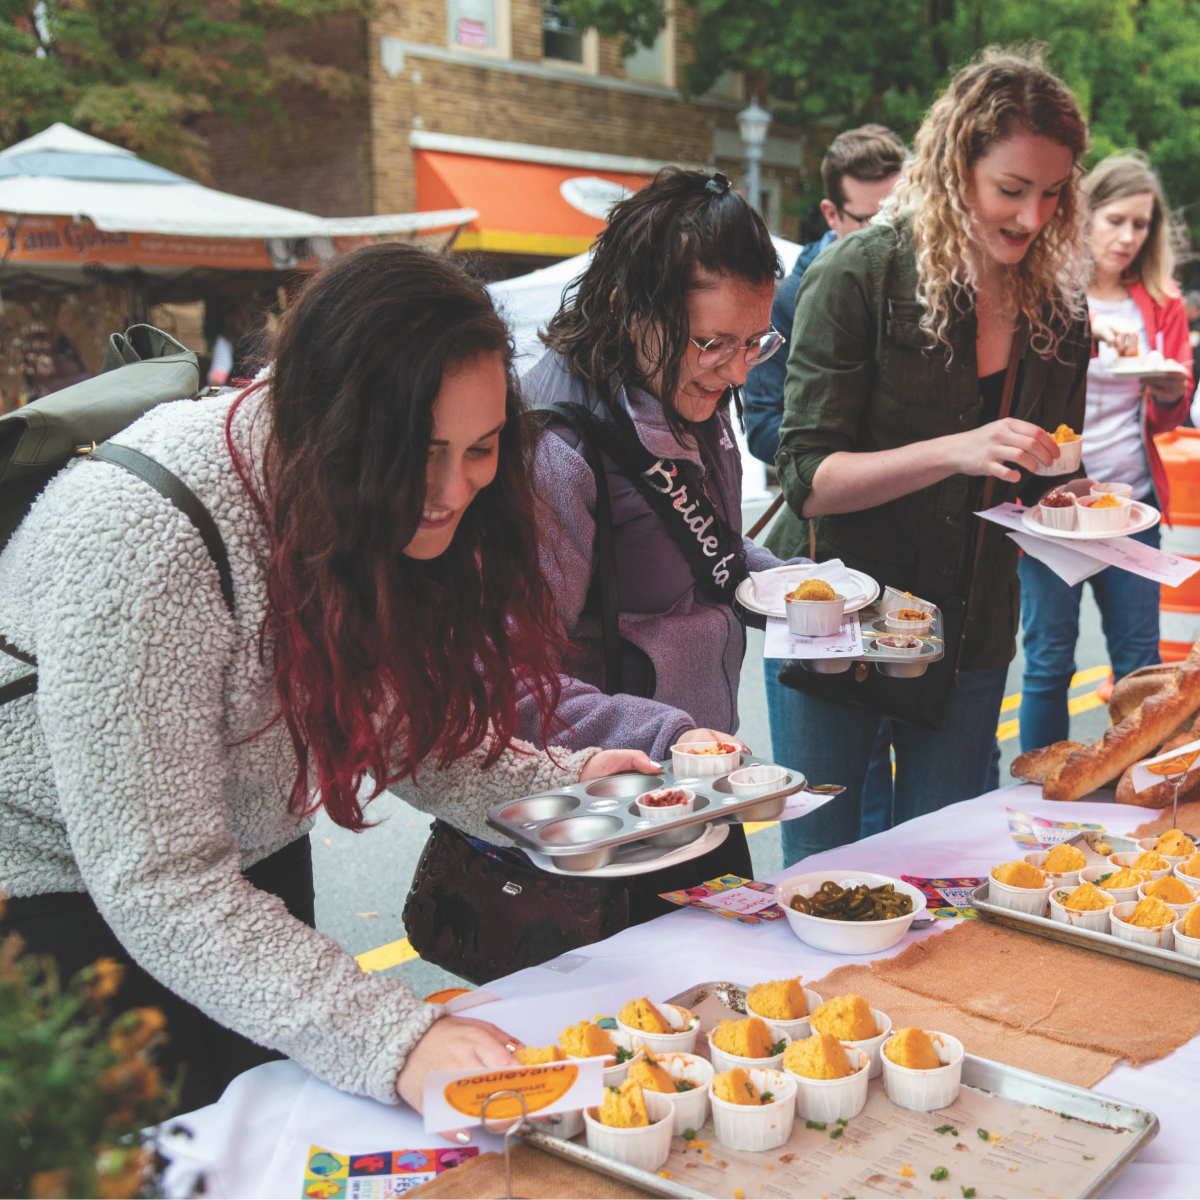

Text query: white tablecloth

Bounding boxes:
[162,785,1196,1198]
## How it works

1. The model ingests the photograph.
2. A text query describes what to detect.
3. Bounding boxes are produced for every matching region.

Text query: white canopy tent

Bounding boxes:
[488,235,802,501]
[0,124,477,290]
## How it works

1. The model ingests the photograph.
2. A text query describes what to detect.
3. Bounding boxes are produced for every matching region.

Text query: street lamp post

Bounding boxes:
[737,97,772,214]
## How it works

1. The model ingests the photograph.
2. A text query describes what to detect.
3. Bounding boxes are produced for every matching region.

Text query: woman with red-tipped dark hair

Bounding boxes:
[0,243,654,1117]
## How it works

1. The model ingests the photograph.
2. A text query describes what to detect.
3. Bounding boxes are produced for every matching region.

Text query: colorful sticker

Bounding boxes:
[659,875,786,924]
[303,1144,477,1198]
[1007,808,1104,851]
[901,876,985,919]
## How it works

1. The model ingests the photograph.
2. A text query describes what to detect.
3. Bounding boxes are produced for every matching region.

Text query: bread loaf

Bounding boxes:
[1115,720,1200,808]
[1011,639,1200,801]
[1108,664,1178,726]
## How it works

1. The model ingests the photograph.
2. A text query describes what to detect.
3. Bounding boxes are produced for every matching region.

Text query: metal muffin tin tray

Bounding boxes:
[796,603,945,678]
[487,756,806,871]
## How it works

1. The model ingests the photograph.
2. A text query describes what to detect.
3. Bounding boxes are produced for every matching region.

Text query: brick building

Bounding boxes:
[201,3,821,277]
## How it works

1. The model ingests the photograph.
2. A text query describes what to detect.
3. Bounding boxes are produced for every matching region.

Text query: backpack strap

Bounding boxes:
[0,447,235,704]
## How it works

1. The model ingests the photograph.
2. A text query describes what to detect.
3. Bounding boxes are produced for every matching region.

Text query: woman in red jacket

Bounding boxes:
[1018,153,1195,750]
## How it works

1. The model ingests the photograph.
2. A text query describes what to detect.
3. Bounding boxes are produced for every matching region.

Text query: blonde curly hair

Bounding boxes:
[887,46,1089,360]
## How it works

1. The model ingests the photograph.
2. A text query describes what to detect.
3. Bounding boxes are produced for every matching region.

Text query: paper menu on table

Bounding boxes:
[1006,808,1105,851]
[763,615,863,660]
[978,502,1200,587]
[656,1081,1131,1199]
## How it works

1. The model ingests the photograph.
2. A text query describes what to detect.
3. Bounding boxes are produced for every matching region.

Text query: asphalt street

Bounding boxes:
[312,497,1120,997]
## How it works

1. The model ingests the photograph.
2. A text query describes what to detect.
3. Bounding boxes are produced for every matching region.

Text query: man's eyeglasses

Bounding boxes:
[838,206,875,227]
[689,328,785,370]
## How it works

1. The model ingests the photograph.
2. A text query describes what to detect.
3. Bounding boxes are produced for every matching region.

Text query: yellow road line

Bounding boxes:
[356,937,419,973]
[998,664,1111,714]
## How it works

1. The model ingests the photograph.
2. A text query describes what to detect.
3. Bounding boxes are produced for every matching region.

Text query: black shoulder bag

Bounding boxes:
[777,324,1026,731]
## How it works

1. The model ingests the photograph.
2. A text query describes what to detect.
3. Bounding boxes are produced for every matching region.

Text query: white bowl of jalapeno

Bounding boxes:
[774,871,927,954]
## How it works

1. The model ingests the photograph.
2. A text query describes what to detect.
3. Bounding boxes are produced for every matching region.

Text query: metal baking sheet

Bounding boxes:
[973,884,1200,981]
[487,755,806,869]
[517,980,1158,1199]
[794,603,945,677]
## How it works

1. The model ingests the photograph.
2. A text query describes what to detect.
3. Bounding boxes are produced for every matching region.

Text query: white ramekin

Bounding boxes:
[785,594,845,637]
[883,609,934,635]
[616,1003,701,1056]
[1175,862,1200,890]
[634,787,695,823]
[1024,849,1084,888]
[1136,879,1199,918]
[1110,901,1175,950]
[1172,915,1200,960]
[709,1068,797,1152]
[1048,888,1114,933]
[874,635,923,657]
[881,1031,965,1113]
[641,1052,713,1137]
[583,1106,673,1171]
[1080,864,1145,904]
[745,988,823,1042]
[596,1032,645,1086]
[1090,481,1134,500]
[669,742,740,777]
[785,1046,871,1123]
[880,586,936,617]
[542,1108,585,1140]
[727,764,790,796]
[987,871,1053,916]
[810,1007,892,1080]
[1109,852,1171,882]
[707,1029,790,1075]
[1035,436,1083,476]
[1037,495,1077,530]
[1075,494,1132,532]
[1137,836,1195,870]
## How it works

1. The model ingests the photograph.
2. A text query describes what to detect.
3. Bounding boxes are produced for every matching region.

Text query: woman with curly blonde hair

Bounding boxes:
[764,47,1093,864]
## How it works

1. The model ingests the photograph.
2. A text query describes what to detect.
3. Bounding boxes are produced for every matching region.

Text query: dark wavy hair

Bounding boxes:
[226,243,565,831]
[542,168,781,440]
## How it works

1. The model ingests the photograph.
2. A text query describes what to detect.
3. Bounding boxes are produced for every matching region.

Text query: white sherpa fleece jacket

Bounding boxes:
[0,389,595,1104]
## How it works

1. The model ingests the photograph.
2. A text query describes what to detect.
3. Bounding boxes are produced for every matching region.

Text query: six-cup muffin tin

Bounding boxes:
[487,755,806,871]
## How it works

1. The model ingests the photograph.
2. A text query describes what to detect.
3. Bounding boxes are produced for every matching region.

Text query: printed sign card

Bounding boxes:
[659,875,786,924]
[901,876,984,919]
[1006,808,1104,850]
[301,1144,477,1198]
[1129,736,1200,793]
[420,1057,605,1132]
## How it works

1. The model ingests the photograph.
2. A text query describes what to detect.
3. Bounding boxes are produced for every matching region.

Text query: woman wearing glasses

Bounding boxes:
[518,168,788,917]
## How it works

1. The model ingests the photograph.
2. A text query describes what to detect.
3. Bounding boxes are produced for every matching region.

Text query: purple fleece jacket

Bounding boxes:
[517,351,787,761]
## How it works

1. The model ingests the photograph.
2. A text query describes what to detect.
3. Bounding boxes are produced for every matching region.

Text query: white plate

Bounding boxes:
[1110,358,1187,377]
[525,820,729,877]
[1020,500,1159,541]
[736,566,880,620]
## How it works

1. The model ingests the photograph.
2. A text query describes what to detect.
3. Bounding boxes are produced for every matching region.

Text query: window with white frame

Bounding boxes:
[448,0,510,55]
[543,2,597,69]
[622,8,674,86]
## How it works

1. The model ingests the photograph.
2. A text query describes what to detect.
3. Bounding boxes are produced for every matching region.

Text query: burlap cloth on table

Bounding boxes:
[812,921,1200,1088]
[1130,799,1200,839]
[406,1144,659,1199]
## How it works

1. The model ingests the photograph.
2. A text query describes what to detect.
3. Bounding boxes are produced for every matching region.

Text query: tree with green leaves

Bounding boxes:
[0,0,371,181]
[565,0,1200,239]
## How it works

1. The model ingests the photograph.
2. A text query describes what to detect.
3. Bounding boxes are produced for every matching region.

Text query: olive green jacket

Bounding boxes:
[766,220,1090,672]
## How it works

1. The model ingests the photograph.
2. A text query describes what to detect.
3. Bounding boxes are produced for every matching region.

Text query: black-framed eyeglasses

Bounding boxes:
[689,327,785,370]
[838,206,875,226]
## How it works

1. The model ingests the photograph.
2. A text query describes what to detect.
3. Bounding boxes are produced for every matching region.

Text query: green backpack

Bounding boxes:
[0,325,235,707]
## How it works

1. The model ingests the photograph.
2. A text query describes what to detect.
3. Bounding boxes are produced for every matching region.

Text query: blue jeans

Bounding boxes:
[766,666,1007,866]
[1017,516,1161,751]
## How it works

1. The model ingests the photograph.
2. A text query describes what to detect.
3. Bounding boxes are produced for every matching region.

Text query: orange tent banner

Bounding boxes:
[416,151,653,257]
[0,214,373,272]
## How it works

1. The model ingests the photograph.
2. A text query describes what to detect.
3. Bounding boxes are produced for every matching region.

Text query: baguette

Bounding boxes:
[1108,663,1178,726]
[1011,639,1200,802]
[1115,720,1200,808]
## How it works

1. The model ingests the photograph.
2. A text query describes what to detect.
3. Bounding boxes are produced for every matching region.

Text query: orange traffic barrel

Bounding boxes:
[1155,429,1200,661]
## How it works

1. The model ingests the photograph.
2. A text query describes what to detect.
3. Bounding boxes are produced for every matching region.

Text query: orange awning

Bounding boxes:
[416,150,654,257]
